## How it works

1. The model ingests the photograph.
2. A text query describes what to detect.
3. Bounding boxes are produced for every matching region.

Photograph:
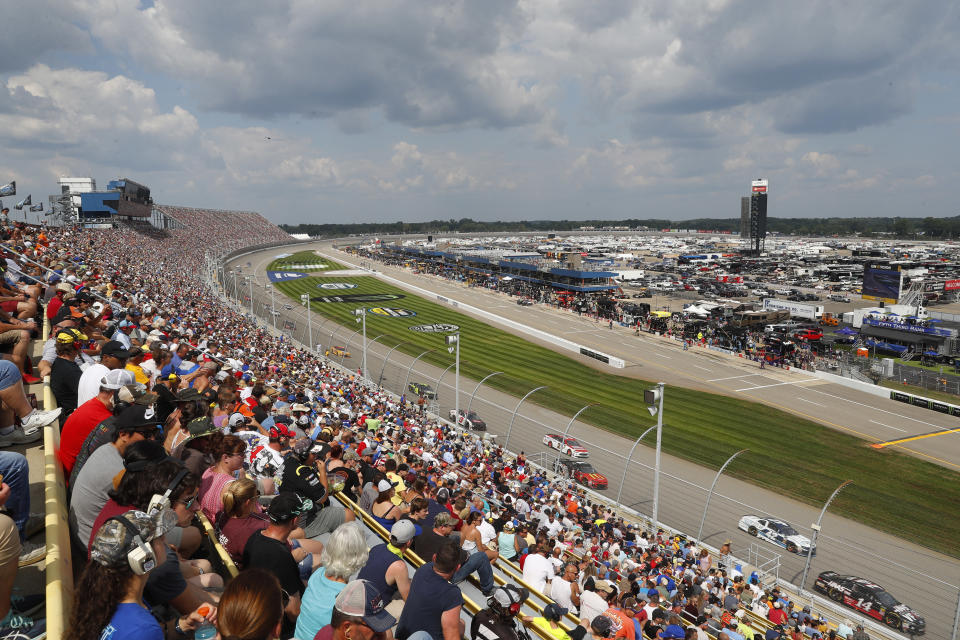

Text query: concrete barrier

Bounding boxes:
[811,369,889,398]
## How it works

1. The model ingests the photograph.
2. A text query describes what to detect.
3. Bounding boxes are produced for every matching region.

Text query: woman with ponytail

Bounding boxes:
[217,478,322,567]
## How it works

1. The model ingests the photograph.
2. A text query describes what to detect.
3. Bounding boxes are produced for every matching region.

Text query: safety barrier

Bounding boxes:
[195,512,239,579]
[42,314,73,640]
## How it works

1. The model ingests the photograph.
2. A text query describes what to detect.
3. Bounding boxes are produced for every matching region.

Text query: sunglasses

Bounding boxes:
[178,493,199,509]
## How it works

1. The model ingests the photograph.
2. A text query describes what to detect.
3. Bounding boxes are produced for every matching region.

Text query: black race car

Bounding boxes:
[408,381,436,399]
[552,459,608,489]
[814,571,924,635]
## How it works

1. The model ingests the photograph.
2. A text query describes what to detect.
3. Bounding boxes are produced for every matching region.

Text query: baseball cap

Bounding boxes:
[175,388,202,402]
[542,603,568,621]
[390,519,416,544]
[56,328,87,344]
[590,615,614,638]
[101,340,133,359]
[100,369,136,390]
[267,492,312,523]
[334,580,396,633]
[377,479,397,492]
[115,404,161,432]
[291,437,313,456]
[342,450,358,462]
[595,580,615,594]
[661,624,685,639]
[228,412,249,428]
[90,508,177,569]
[186,416,216,436]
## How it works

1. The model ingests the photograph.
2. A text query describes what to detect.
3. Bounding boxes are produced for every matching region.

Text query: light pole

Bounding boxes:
[267,284,276,330]
[300,294,312,353]
[562,403,597,441]
[615,422,659,506]
[696,449,748,544]
[466,371,503,418]
[800,480,853,593]
[247,277,254,316]
[445,333,460,422]
[354,308,367,378]
[504,386,548,450]
[644,382,665,529]
[378,341,409,387]
[404,348,438,395]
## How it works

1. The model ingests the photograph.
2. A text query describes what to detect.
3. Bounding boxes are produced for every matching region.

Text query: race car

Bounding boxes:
[737,515,815,555]
[408,381,436,399]
[814,571,925,635]
[328,345,351,358]
[516,298,534,306]
[543,433,589,458]
[448,409,487,431]
[553,459,608,489]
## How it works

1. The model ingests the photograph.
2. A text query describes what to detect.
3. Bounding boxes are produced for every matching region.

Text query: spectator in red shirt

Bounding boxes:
[58,368,134,479]
[767,599,788,625]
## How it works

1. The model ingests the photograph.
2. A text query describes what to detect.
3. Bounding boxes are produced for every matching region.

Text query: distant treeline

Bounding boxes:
[281,216,960,239]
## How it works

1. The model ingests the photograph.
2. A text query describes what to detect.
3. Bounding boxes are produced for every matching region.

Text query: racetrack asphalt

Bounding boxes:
[231,243,960,639]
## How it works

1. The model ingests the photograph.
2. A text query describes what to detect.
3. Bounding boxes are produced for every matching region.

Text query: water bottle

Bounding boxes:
[194,620,217,640]
[194,605,216,640]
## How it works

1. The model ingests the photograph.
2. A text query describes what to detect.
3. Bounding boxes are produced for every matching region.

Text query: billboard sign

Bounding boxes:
[762,298,824,321]
[861,263,902,303]
[862,316,953,337]
[751,178,768,194]
[923,279,960,293]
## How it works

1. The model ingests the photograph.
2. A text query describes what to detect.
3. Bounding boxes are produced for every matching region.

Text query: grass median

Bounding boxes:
[270,251,960,557]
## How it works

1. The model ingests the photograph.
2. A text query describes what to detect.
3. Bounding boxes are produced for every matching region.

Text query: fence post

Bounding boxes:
[951,585,960,640]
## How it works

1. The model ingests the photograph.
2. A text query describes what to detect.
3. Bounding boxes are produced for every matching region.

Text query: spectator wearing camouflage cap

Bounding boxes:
[69,508,214,640]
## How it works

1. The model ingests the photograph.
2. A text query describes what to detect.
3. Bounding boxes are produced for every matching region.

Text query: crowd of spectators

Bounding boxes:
[0,215,871,640]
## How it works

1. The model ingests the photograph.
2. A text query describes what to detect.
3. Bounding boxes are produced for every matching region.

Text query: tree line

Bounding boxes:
[281,216,960,239]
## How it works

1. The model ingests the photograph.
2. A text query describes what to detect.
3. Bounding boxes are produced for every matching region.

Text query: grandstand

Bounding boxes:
[0,214,940,640]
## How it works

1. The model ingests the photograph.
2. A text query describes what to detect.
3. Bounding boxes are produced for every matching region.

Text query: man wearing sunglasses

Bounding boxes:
[69,404,164,551]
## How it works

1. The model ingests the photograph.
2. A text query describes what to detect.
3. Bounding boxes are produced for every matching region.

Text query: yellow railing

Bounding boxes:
[195,511,240,579]
[42,316,73,640]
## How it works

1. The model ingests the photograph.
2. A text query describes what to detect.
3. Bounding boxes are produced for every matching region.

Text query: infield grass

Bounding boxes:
[270,251,960,556]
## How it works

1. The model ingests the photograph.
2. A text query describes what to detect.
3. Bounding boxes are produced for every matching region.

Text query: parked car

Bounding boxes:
[813,572,925,635]
[553,459,608,489]
[408,381,436,399]
[792,328,823,341]
[448,409,487,431]
[737,515,814,555]
[828,293,852,303]
[543,433,589,458]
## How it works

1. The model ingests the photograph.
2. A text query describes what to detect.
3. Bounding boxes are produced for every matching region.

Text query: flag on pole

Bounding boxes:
[0,181,14,197]
[29,203,43,212]
[14,195,31,210]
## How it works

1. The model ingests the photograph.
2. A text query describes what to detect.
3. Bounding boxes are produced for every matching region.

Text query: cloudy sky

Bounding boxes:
[1,1,958,225]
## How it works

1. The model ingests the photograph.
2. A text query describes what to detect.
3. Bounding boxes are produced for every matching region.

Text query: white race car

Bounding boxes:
[543,433,589,458]
[738,515,815,555]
